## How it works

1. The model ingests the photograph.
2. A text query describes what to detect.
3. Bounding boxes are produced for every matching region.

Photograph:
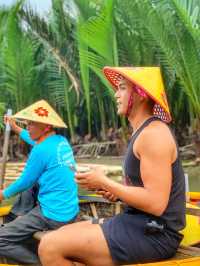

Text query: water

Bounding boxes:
[184,165,200,192]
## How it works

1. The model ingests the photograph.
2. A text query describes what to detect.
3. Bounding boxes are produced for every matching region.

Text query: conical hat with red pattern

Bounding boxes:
[13,100,67,128]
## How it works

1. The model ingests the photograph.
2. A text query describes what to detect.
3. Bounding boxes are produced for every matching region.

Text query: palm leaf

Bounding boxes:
[119,0,200,120]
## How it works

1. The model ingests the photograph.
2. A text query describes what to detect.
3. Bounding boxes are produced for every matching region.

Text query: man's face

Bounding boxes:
[26,121,48,140]
[115,79,134,115]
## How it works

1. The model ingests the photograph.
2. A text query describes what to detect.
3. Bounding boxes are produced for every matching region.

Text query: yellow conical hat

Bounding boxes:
[12,100,67,128]
[103,66,171,123]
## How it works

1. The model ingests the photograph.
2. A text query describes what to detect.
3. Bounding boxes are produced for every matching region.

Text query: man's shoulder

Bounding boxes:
[143,120,172,140]
[136,121,176,154]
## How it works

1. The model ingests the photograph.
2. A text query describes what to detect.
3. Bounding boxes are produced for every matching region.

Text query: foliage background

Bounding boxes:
[0,0,199,145]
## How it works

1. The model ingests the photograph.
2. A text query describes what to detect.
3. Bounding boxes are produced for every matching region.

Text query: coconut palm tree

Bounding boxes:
[74,0,121,139]
[0,1,39,112]
[0,0,200,147]
[22,0,80,140]
[117,0,200,124]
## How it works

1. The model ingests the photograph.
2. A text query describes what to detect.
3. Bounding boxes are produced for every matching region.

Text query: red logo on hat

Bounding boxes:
[34,107,49,117]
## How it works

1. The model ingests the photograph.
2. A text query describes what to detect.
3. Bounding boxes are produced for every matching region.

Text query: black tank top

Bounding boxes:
[123,117,186,231]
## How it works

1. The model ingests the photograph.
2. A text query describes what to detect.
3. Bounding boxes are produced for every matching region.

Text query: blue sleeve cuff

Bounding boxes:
[19,128,26,138]
[19,129,35,146]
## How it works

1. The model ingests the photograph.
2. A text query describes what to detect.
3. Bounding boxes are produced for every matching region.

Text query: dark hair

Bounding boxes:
[148,98,155,109]
[54,128,69,137]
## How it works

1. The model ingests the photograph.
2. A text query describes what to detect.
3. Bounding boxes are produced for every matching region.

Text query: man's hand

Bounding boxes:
[4,115,15,127]
[75,166,108,190]
[4,115,22,134]
[97,190,118,202]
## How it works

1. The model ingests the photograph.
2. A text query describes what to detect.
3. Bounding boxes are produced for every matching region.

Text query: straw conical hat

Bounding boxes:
[13,100,67,128]
[103,66,171,123]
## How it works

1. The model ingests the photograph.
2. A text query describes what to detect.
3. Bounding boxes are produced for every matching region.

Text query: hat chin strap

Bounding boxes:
[125,93,134,117]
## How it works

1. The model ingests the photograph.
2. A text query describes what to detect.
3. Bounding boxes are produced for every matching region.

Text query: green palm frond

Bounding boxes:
[1,0,199,140]
[119,0,200,121]
[0,1,38,111]
[23,6,80,97]
[46,58,76,141]
[0,102,5,129]
[170,0,200,49]
[78,0,115,62]
[75,0,117,134]
[73,0,105,20]
[0,7,9,44]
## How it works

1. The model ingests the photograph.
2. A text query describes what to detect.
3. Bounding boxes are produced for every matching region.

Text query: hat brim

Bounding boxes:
[103,66,172,123]
[12,100,68,128]
[12,116,67,128]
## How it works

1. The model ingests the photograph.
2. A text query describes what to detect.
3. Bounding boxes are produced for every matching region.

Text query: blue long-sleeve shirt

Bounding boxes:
[3,130,79,222]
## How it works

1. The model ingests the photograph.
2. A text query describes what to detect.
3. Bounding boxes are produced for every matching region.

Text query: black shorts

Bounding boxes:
[100,213,183,265]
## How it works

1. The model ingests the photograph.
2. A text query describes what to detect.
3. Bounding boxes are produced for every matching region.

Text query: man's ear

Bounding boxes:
[133,92,142,103]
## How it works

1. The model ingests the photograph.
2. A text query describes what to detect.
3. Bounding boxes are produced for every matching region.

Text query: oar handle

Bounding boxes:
[5,109,12,131]
[0,109,12,189]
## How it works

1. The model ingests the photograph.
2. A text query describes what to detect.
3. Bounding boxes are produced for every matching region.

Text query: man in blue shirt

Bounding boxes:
[0,100,79,264]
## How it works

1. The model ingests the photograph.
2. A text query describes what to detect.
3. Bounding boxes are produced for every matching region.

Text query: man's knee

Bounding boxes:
[38,232,58,259]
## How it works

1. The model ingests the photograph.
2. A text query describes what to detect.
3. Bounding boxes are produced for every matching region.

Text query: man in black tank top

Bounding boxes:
[39,67,186,266]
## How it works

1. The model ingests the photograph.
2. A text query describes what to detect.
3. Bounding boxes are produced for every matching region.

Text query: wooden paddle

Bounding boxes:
[0,109,12,189]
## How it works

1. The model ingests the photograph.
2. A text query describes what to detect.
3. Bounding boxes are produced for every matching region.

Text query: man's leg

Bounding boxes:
[4,184,39,224]
[0,206,48,264]
[3,212,17,223]
[39,221,116,266]
[11,184,39,215]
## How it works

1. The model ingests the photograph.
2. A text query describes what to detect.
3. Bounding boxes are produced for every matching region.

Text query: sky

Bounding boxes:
[0,0,52,15]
